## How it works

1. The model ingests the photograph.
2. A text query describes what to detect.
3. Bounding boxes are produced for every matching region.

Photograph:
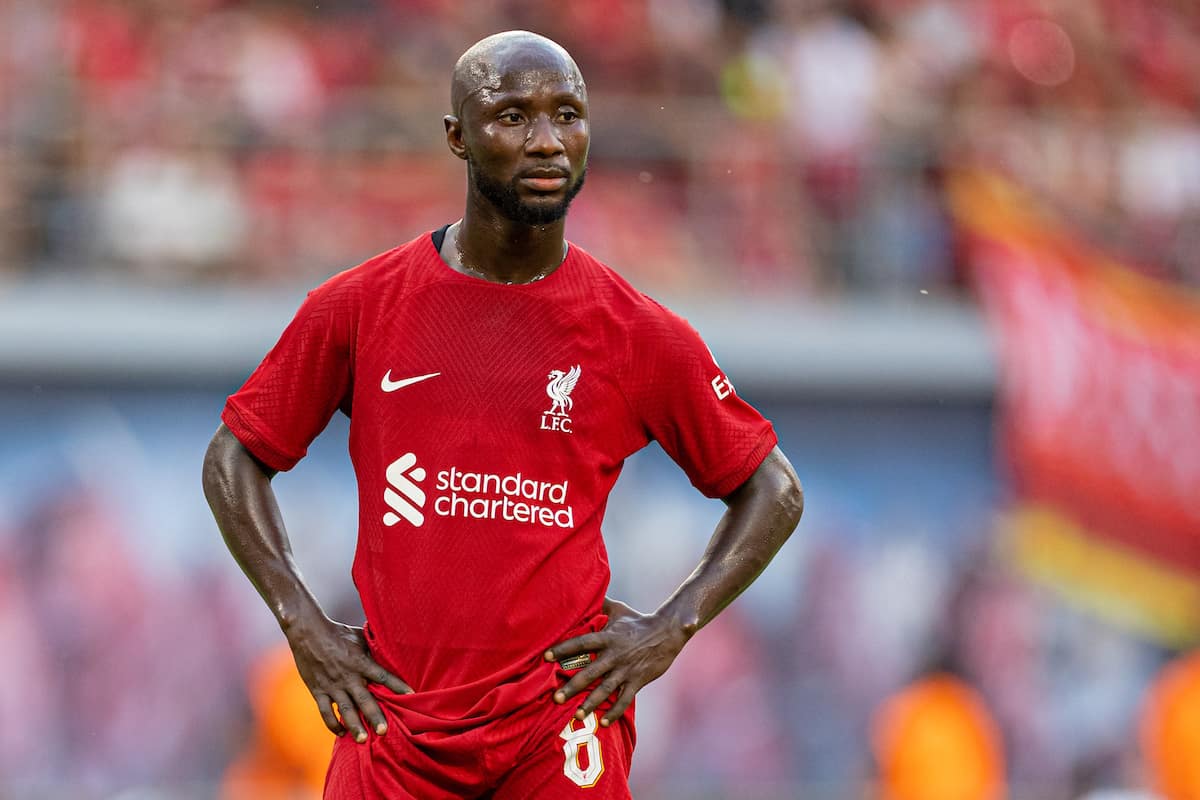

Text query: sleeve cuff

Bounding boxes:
[697,426,779,499]
[221,404,303,473]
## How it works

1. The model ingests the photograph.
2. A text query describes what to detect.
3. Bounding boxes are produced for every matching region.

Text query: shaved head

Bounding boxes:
[444,30,590,228]
[451,31,585,117]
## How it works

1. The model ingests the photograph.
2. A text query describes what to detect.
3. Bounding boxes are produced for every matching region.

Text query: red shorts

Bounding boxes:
[323,689,635,799]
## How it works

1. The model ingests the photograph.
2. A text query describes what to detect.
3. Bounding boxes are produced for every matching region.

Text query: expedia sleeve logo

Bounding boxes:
[383,456,574,529]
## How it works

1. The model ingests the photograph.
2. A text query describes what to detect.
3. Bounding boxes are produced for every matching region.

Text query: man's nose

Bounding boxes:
[525,115,564,156]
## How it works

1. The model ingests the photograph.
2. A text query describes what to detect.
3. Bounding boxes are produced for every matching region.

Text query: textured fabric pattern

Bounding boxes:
[322,677,634,800]
[223,230,776,792]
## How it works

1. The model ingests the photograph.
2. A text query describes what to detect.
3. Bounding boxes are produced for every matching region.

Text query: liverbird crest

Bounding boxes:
[546,364,582,416]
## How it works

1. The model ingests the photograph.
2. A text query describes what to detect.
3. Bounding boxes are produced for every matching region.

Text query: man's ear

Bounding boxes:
[444,115,468,161]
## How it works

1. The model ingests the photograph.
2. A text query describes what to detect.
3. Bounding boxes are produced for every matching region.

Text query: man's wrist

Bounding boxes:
[654,603,700,643]
[273,593,325,635]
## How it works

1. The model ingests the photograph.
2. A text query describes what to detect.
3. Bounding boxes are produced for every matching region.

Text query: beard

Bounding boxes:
[469,159,587,225]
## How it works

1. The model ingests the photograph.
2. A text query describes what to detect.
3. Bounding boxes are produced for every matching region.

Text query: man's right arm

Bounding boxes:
[202,423,411,743]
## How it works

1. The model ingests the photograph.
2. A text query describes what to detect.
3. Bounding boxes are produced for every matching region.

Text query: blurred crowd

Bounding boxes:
[0,485,257,790]
[0,456,1178,800]
[3,0,1200,294]
[0,398,1184,798]
[4,2,1200,798]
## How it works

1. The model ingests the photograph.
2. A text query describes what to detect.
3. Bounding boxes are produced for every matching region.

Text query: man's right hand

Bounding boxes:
[203,428,413,742]
[284,614,413,742]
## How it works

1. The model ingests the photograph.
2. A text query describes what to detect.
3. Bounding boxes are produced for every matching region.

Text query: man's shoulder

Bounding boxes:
[310,231,436,301]
[566,242,675,323]
[569,244,695,347]
[342,231,435,285]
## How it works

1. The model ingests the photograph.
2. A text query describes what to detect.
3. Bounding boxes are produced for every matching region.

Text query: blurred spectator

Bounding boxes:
[0,536,55,779]
[633,608,789,794]
[99,144,247,280]
[870,673,1006,800]
[6,484,256,789]
[221,644,332,800]
[1141,651,1200,800]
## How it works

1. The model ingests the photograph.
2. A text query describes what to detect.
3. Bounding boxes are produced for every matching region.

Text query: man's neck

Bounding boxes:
[447,196,568,285]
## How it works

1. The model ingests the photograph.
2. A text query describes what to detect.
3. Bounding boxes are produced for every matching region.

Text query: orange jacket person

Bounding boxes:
[871,673,1006,800]
[1142,651,1200,800]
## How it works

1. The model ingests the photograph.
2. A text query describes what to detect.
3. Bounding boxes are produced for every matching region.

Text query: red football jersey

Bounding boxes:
[223,231,777,725]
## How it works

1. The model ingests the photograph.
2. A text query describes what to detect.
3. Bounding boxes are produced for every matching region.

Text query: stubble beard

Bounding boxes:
[468,159,587,226]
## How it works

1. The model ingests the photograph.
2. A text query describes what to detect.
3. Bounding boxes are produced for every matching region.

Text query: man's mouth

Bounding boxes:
[520,176,569,191]
[519,169,570,192]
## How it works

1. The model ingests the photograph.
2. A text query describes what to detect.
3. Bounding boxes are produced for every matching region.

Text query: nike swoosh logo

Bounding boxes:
[381,371,441,392]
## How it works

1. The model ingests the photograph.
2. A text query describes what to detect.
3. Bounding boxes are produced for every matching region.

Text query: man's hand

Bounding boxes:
[542,447,800,729]
[284,614,413,742]
[544,600,690,727]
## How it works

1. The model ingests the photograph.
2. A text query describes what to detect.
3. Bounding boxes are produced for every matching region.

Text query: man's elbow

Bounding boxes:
[741,447,804,538]
[775,465,804,535]
[202,427,234,506]
[203,424,264,506]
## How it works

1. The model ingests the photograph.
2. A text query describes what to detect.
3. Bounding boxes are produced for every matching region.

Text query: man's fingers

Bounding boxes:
[553,661,607,703]
[545,632,606,661]
[365,661,413,695]
[332,689,368,743]
[349,684,389,736]
[576,674,623,720]
[315,692,345,736]
[600,684,638,726]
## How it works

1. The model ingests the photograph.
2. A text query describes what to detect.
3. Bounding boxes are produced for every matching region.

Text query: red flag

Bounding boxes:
[949,171,1200,644]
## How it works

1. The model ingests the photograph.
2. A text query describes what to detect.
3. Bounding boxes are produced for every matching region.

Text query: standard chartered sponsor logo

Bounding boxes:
[383,455,574,529]
[383,452,427,527]
[434,466,574,528]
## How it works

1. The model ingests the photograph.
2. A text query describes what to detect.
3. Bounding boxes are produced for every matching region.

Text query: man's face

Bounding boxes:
[457,67,590,225]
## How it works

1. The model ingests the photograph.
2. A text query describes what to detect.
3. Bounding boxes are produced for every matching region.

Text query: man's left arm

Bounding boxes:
[546,445,802,726]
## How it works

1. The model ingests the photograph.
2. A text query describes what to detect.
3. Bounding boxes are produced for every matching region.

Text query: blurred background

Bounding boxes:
[2,0,1199,798]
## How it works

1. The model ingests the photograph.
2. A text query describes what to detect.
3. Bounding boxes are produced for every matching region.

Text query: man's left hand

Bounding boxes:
[544,599,691,726]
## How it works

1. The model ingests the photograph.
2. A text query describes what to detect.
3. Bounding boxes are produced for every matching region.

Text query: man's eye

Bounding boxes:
[501,112,524,123]
[559,111,579,122]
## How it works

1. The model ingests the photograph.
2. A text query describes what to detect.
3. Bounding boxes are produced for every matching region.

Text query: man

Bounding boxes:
[203,30,802,799]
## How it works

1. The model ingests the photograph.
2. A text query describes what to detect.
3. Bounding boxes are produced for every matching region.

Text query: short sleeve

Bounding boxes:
[628,302,778,498]
[222,273,360,472]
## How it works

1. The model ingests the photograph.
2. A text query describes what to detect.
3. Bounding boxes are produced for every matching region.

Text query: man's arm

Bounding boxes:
[547,445,802,726]
[202,423,411,743]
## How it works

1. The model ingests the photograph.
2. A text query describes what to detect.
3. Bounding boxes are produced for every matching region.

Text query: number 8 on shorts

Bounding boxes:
[560,713,604,788]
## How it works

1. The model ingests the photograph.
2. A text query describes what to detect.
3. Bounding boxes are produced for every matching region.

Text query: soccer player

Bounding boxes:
[203,30,802,799]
